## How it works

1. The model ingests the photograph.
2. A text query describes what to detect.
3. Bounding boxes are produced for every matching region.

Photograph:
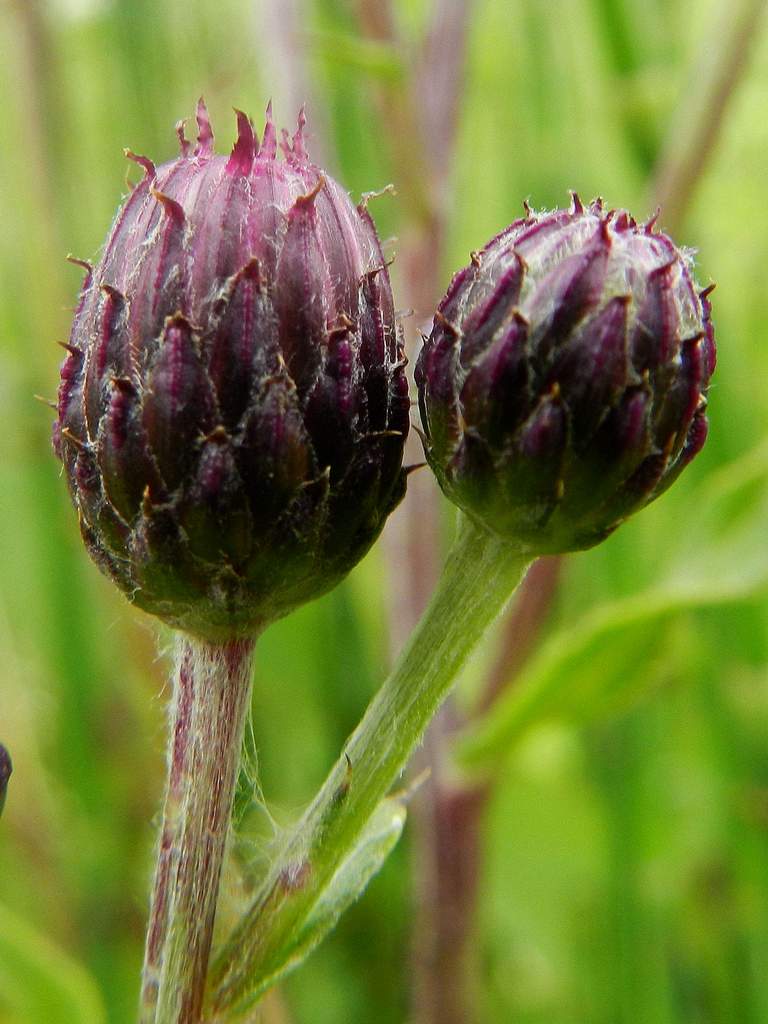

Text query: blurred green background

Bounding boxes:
[2,0,768,1021]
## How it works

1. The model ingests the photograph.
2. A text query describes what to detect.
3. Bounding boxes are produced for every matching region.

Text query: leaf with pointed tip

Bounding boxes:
[230,795,407,1003]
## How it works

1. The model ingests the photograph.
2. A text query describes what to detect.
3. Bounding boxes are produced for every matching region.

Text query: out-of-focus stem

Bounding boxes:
[648,0,766,234]
[352,5,482,1021]
[411,556,562,1024]
[207,515,529,1017]
[478,557,564,715]
[140,635,256,1024]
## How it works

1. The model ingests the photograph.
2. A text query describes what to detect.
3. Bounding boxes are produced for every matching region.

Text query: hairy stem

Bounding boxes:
[140,635,256,1024]
[207,515,530,1017]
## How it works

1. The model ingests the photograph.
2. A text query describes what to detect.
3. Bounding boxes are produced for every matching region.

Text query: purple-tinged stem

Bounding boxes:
[477,557,563,715]
[140,634,256,1024]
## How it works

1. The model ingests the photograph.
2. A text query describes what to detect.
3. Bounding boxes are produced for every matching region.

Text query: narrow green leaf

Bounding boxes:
[237,795,406,1002]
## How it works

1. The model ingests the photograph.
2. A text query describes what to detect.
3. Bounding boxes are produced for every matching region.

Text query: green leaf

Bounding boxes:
[0,902,106,1024]
[457,440,768,773]
[238,795,406,1002]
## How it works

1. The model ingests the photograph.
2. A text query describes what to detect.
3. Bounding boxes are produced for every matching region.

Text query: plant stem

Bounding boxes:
[140,634,257,1024]
[647,0,766,234]
[412,555,563,1024]
[411,776,489,1024]
[207,515,530,1017]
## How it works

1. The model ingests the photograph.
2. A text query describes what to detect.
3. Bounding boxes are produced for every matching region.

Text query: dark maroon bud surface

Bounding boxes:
[0,744,11,816]
[415,197,715,554]
[54,102,409,639]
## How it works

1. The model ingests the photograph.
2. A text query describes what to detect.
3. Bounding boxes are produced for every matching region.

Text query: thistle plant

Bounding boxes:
[54,102,714,1022]
[205,200,716,1018]
[53,102,408,1023]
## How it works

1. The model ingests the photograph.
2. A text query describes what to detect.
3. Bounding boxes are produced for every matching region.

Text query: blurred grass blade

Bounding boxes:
[648,0,767,232]
[308,30,403,81]
[669,437,768,594]
[0,902,106,1024]
[457,440,768,772]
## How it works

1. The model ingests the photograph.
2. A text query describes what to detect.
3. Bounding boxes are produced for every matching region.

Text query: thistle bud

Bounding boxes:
[0,744,11,816]
[416,198,714,554]
[54,103,409,639]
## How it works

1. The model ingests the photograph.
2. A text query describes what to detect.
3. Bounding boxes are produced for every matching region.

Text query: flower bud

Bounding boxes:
[54,103,409,639]
[0,743,11,816]
[416,197,714,554]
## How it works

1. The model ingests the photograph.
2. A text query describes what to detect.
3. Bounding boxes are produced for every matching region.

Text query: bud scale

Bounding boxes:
[416,197,715,554]
[54,103,409,638]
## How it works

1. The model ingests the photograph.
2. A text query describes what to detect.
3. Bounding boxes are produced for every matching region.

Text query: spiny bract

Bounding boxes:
[54,101,410,639]
[415,196,715,555]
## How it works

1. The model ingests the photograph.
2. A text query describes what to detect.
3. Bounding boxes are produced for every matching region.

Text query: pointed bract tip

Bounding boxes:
[644,207,661,233]
[58,341,83,358]
[175,118,191,157]
[612,210,637,232]
[150,187,186,225]
[359,183,397,210]
[124,149,156,180]
[228,256,262,291]
[110,374,136,395]
[164,311,194,332]
[194,97,214,157]
[294,174,325,209]
[260,98,277,158]
[649,256,678,282]
[570,191,584,215]
[292,105,308,161]
[594,216,612,246]
[66,255,93,282]
[99,282,125,303]
[226,109,257,175]
[206,424,230,445]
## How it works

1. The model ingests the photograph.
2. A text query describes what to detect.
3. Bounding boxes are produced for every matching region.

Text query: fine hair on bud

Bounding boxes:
[53,102,410,640]
[415,196,715,555]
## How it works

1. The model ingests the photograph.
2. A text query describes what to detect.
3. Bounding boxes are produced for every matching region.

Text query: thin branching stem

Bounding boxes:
[207,515,530,1018]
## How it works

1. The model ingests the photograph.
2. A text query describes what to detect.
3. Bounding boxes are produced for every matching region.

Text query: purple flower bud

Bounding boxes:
[54,102,409,639]
[416,197,715,554]
[0,744,11,816]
